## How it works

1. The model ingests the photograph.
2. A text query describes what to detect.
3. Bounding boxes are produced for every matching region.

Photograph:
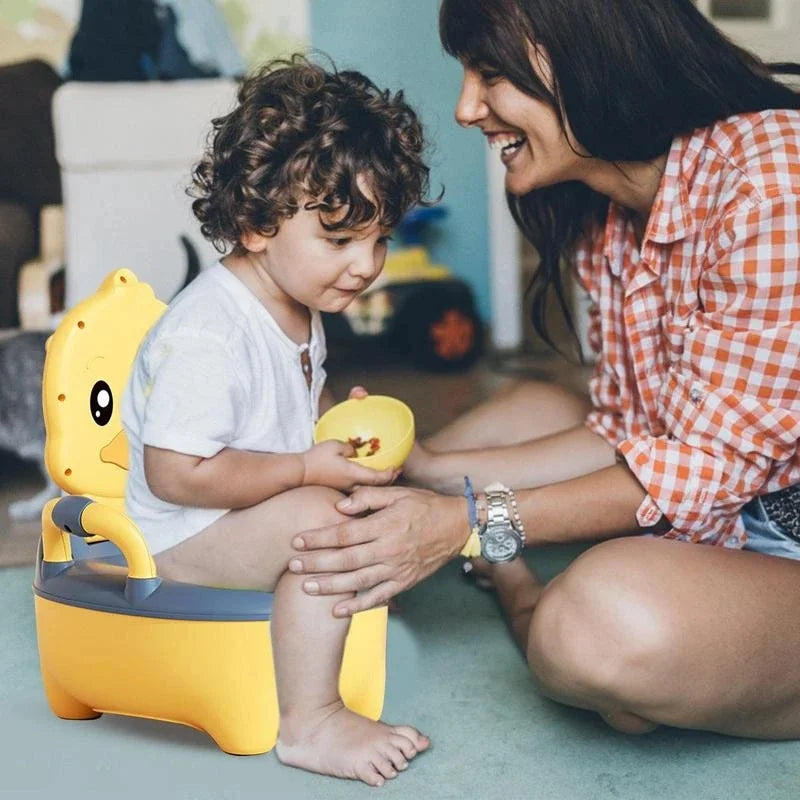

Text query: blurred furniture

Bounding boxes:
[0,203,37,330]
[0,60,62,330]
[17,205,65,331]
[39,78,239,311]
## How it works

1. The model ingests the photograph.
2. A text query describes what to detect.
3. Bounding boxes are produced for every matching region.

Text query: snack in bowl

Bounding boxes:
[347,436,381,457]
[315,395,414,471]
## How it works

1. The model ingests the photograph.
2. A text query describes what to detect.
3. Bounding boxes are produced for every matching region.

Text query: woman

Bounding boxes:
[288,0,800,738]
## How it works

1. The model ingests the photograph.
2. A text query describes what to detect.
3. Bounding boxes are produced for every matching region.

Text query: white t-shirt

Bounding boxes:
[122,262,327,555]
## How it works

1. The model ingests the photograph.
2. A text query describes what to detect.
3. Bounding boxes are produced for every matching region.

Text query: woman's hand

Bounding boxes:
[301,440,398,491]
[288,485,469,616]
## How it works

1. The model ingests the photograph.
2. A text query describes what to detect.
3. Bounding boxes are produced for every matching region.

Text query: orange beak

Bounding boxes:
[100,430,129,470]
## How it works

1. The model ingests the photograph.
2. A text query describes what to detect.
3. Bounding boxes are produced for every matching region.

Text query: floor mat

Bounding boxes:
[1,549,797,800]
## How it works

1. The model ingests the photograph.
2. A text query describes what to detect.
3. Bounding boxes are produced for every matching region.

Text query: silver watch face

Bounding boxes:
[481,524,523,563]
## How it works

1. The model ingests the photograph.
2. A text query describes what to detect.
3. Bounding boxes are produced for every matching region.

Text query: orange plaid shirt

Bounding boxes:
[576,110,800,548]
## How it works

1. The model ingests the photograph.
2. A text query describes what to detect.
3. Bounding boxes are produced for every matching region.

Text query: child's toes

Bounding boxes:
[389,733,416,761]
[383,744,409,771]
[371,756,398,781]
[391,725,430,751]
[358,764,385,787]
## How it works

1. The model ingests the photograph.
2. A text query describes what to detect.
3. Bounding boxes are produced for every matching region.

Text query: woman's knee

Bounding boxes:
[499,378,580,405]
[527,539,677,702]
[499,379,590,424]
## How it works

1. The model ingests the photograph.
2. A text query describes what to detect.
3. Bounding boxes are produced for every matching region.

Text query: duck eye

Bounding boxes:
[90,380,113,426]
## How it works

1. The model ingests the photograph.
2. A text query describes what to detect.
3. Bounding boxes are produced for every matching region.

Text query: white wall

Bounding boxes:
[697,0,800,61]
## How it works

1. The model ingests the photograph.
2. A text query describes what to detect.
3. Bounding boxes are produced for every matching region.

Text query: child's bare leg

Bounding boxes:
[154,486,429,785]
[272,570,428,785]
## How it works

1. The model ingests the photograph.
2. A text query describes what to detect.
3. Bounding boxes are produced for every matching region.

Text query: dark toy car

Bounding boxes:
[322,207,484,372]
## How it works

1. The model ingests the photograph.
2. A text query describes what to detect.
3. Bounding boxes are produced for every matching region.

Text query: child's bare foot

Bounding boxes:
[275,701,430,787]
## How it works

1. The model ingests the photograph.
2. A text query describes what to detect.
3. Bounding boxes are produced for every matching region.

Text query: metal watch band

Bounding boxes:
[485,489,512,527]
[483,482,525,543]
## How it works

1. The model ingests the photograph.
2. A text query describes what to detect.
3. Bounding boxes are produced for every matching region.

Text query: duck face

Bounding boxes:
[43,270,165,502]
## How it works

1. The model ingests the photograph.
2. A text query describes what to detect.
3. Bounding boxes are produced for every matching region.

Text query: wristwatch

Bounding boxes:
[479,482,525,563]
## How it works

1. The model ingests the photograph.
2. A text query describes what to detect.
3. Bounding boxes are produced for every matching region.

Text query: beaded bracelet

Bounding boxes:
[505,486,526,544]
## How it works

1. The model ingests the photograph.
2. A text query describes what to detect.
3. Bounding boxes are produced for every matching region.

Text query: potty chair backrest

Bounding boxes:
[43,270,166,510]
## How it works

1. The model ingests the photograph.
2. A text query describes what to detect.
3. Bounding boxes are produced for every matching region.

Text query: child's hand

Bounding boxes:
[301,439,397,491]
[318,385,367,417]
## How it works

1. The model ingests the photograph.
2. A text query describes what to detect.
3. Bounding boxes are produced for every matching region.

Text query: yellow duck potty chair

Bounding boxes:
[32,269,387,755]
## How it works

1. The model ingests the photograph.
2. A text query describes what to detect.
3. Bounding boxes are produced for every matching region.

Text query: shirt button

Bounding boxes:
[689,387,703,405]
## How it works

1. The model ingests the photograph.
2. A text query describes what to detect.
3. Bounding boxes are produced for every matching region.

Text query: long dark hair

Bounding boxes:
[440,0,800,358]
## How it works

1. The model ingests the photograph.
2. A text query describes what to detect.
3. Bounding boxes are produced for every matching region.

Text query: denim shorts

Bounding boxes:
[740,496,800,561]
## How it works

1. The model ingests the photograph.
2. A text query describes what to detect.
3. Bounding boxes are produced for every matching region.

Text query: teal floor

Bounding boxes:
[1,546,798,800]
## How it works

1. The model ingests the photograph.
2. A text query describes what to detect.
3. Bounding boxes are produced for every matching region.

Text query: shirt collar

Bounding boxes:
[602,202,629,276]
[644,130,703,245]
[602,129,702,274]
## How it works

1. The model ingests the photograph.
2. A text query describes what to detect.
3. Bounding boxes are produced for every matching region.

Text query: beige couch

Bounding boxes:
[19,77,238,329]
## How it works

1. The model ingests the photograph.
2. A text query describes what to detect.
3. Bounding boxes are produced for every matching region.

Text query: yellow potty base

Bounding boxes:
[35,595,386,755]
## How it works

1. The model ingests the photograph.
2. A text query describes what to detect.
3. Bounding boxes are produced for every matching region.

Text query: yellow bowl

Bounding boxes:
[314,395,415,471]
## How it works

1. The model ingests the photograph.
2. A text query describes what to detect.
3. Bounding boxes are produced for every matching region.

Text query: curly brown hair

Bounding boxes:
[191,54,432,253]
